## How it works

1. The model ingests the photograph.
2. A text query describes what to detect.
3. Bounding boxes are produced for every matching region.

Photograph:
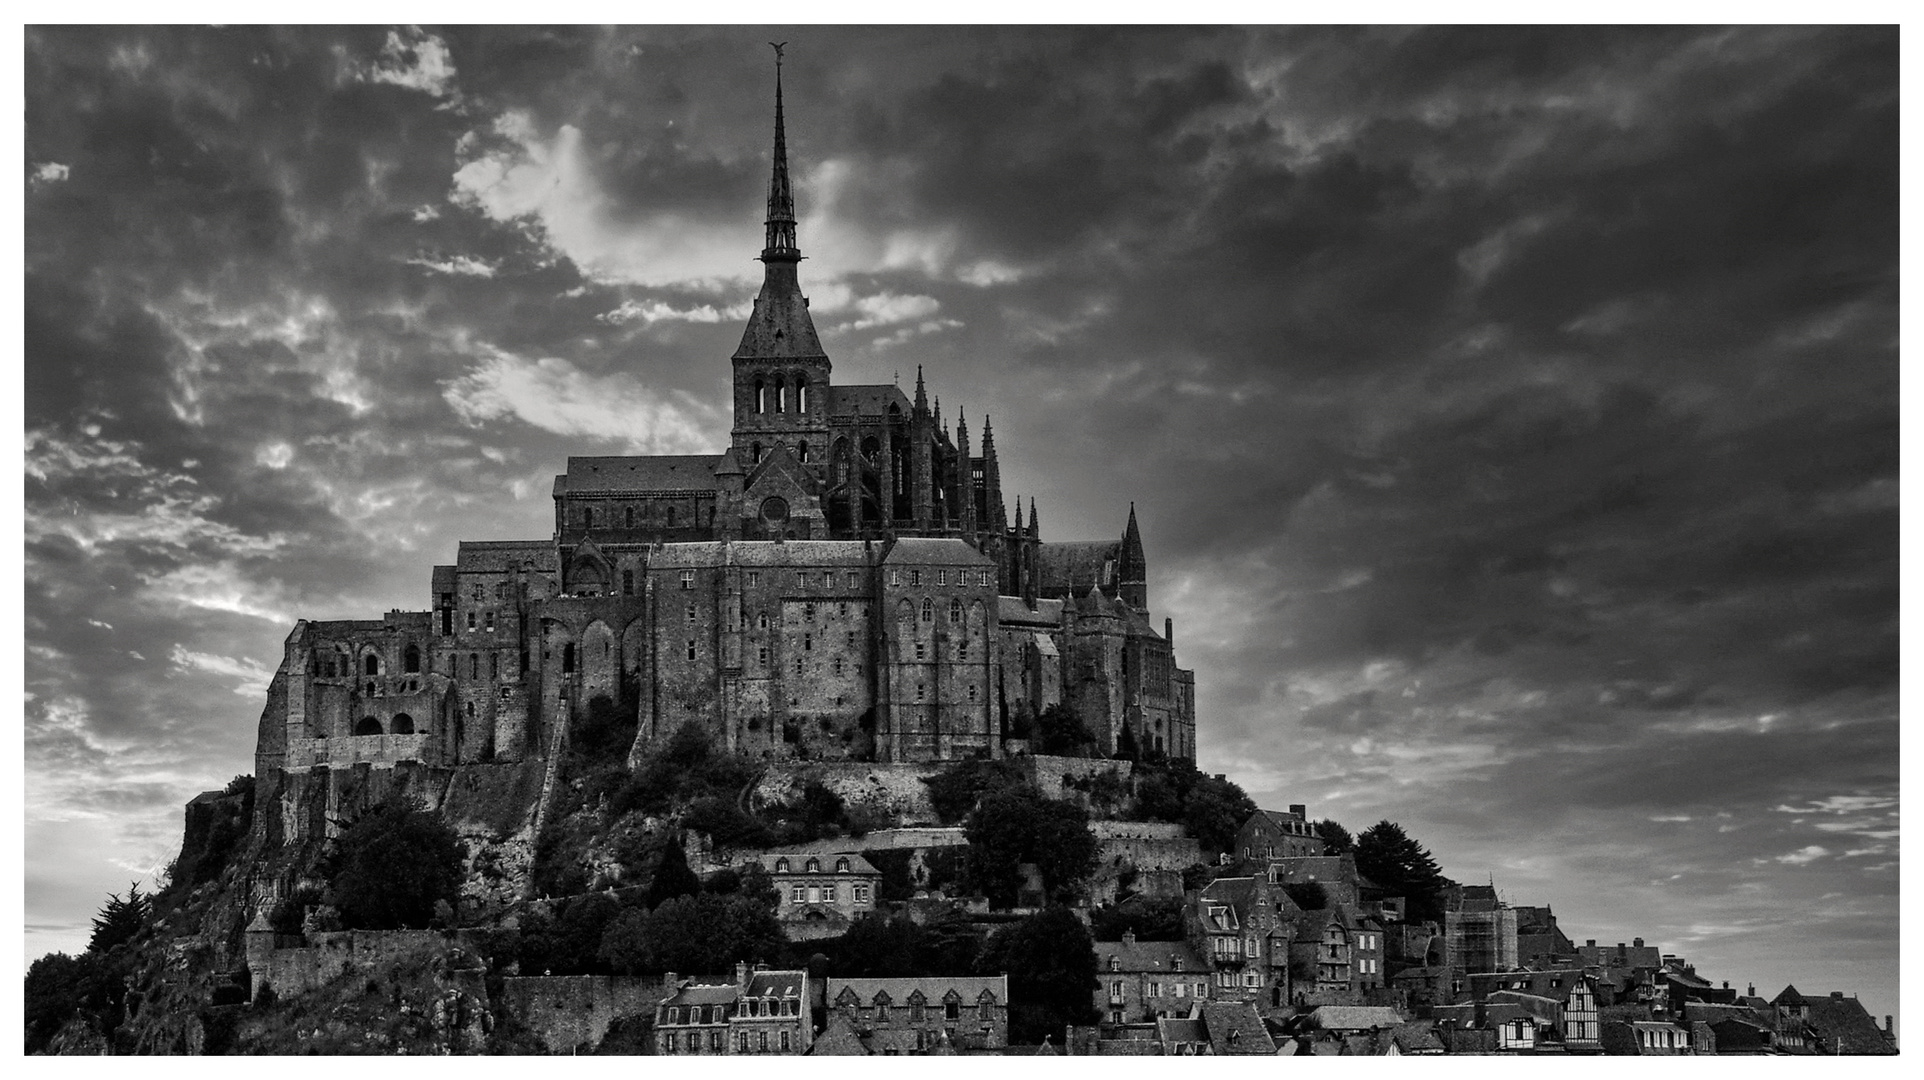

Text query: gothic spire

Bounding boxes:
[762,42,799,262]
[914,365,928,412]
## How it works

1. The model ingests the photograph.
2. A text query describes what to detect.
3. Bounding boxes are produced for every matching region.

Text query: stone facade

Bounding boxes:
[246,70,1196,819]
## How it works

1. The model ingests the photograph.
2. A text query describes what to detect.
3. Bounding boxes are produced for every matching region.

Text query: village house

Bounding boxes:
[824,975,1009,1053]
[1234,806,1325,865]
[1185,876,1295,1011]
[653,964,811,1055]
[755,852,882,940]
[1094,932,1210,1025]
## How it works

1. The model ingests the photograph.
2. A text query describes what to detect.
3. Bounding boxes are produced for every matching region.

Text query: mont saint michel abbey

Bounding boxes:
[252,64,1195,789]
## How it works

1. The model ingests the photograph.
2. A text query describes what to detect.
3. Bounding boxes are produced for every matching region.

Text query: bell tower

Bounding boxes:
[731,43,831,476]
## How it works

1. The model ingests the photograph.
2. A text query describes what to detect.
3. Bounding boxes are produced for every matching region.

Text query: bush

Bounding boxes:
[682,797,773,850]
[976,907,1099,1044]
[1089,896,1186,941]
[964,786,1098,907]
[1033,703,1093,756]
[923,757,1023,824]
[326,800,464,930]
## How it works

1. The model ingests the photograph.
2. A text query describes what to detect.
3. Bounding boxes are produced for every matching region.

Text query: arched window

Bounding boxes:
[667,505,677,527]
[469,653,479,679]
[805,858,820,873]
[836,857,850,873]
[774,375,786,414]
[752,441,763,464]
[755,378,767,414]
[798,441,810,463]
[583,507,594,528]
[562,643,575,673]
[775,858,789,873]
[921,598,934,622]
[355,716,383,736]
[364,653,379,676]
[948,599,962,624]
[794,375,807,413]
[403,644,420,673]
[389,713,414,735]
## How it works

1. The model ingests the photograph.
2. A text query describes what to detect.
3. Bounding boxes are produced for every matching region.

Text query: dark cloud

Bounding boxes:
[22,26,1896,1019]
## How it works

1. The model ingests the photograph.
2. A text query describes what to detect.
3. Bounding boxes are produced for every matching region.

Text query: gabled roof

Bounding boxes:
[882,536,994,567]
[1771,984,1806,1006]
[1157,1017,1206,1046]
[560,455,724,494]
[663,981,741,1007]
[1803,993,1896,1054]
[455,540,558,573]
[1305,1006,1408,1032]
[825,384,912,418]
[826,975,1006,1005]
[998,597,1064,627]
[1036,540,1120,596]
[757,852,880,876]
[744,970,806,999]
[1201,1001,1277,1055]
[1094,939,1206,975]
[1484,990,1561,1024]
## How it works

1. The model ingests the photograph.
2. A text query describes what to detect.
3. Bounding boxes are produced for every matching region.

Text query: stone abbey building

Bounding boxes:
[252,60,1195,788]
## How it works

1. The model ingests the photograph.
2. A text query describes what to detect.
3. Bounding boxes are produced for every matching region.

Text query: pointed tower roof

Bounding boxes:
[1124,502,1142,549]
[1028,497,1040,536]
[914,365,928,411]
[734,44,826,362]
[956,408,971,454]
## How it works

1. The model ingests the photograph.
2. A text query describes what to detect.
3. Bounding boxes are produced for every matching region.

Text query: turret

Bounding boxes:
[957,410,978,537]
[1119,502,1147,613]
[981,415,1006,530]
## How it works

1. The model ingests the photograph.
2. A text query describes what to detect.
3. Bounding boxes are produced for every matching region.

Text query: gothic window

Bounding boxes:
[364,653,380,676]
[623,570,634,596]
[470,653,479,679]
[562,643,575,673]
[355,716,382,736]
[921,598,934,622]
[625,506,635,528]
[403,644,420,673]
[583,507,594,528]
[948,599,962,624]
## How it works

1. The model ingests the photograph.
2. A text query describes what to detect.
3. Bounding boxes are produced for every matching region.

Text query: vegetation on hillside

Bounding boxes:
[1128,758,1257,857]
[326,800,465,931]
[976,907,1100,1044]
[964,787,1099,907]
[1355,819,1449,923]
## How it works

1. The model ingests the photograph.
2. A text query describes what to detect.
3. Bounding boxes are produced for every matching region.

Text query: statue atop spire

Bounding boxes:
[762,42,798,262]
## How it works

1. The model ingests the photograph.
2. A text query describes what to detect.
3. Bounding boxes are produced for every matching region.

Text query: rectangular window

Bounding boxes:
[466,611,476,631]
[747,571,761,587]
[791,885,806,903]
[1149,981,1162,998]
[909,570,921,586]
[686,640,696,661]
[795,571,806,587]
[821,572,831,587]
[823,884,837,902]
[664,1033,677,1052]
[1197,982,1207,998]
[680,570,695,589]
[889,569,900,586]
[1174,983,1185,998]
[758,646,769,664]
[846,572,858,589]
[853,884,869,903]
[936,570,947,586]
[485,611,495,632]
[915,642,926,660]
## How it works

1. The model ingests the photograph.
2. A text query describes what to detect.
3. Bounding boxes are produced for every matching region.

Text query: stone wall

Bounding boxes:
[1018,754,1132,800]
[249,929,446,1000]
[1091,820,1187,840]
[497,975,672,1054]
[751,761,947,826]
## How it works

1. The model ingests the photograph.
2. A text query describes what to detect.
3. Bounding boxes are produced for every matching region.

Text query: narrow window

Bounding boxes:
[936,570,947,586]
[758,613,770,631]
[755,378,766,414]
[752,440,763,463]
[583,507,594,528]
[957,642,968,661]
[804,634,812,651]
[667,506,677,527]
[910,570,922,587]
[758,646,768,664]
[795,657,804,676]
[623,569,634,596]
[799,441,810,463]
[921,598,933,622]
[796,378,808,413]
[485,611,495,632]
[968,685,977,702]
[625,506,635,528]
[805,601,816,621]
[846,572,857,589]
[562,643,575,673]
[915,683,925,702]
[774,375,786,414]
[687,640,696,661]
[467,611,476,631]
[889,569,901,586]
[680,570,695,590]
[403,644,420,673]
[948,599,962,624]
[834,657,844,676]
[915,642,926,661]
[470,653,479,679]
[365,654,379,676]
[747,571,761,588]
[491,653,498,679]
[686,603,697,623]
[795,571,807,587]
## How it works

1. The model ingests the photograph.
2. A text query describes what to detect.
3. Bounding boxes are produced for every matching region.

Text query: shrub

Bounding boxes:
[326,800,464,930]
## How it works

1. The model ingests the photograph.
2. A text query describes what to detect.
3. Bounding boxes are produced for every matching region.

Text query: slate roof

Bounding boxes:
[1094,938,1206,975]
[808,1013,871,1055]
[827,975,1006,1005]
[1305,1006,1408,1032]
[1804,993,1897,1054]
[1036,540,1120,595]
[826,384,912,418]
[1201,1002,1277,1055]
[734,273,827,360]
[744,969,807,1001]
[758,852,881,876]
[998,597,1064,627]
[1484,990,1561,1024]
[663,981,742,1007]
[1157,1017,1206,1048]
[560,455,724,493]
[882,536,995,567]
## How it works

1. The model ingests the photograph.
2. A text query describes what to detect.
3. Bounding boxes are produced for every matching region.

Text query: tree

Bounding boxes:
[964,786,1098,907]
[24,952,106,1054]
[976,907,1099,1044]
[1089,896,1186,942]
[600,892,786,976]
[326,799,464,930]
[88,883,151,954]
[1313,819,1353,856]
[1033,704,1093,757]
[1354,820,1448,922]
[645,835,701,909]
[922,757,1023,824]
[831,913,927,978]
[1180,772,1256,857]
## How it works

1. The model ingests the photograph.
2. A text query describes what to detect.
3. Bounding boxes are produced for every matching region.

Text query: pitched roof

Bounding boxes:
[734,276,827,360]
[757,852,880,876]
[664,981,741,1006]
[455,540,559,573]
[1305,1006,1408,1032]
[645,540,874,569]
[825,384,912,418]
[1201,1001,1277,1055]
[560,455,724,493]
[808,1013,871,1056]
[826,975,1007,1004]
[1094,939,1205,975]
[1484,990,1561,1023]
[1804,993,1896,1054]
[998,596,1064,627]
[744,970,806,999]
[1157,1017,1206,1046]
[1036,541,1120,595]
[882,536,995,567]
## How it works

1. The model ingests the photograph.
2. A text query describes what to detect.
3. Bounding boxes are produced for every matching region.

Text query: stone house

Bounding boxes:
[825,975,1009,1053]
[1094,932,1210,1025]
[1233,807,1326,866]
[1185,876,1296,1011]
[755,852,881,939]
[653,964,811,1055]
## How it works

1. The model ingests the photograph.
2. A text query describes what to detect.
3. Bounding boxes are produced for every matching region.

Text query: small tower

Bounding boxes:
[1119,502,1148,613]
[957,410,978,538]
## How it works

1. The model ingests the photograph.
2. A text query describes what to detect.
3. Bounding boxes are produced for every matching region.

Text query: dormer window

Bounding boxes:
[775,857,789,873]
[836,857,850,873]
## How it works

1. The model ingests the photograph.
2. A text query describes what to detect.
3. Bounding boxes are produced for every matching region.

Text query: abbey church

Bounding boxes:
[252,60,1195,788]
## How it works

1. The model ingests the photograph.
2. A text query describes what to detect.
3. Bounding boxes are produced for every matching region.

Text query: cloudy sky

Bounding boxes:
[22,25,1898,1018]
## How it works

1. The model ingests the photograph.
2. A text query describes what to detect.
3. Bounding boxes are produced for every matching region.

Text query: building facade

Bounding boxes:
[653,966,811,1055]
[825,975,1009,1052]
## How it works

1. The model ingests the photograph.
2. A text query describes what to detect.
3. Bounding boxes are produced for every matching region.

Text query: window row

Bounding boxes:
[786,883,870,904]
[888,569,993,588]
[578,503,710,530]
[752,373,813,415]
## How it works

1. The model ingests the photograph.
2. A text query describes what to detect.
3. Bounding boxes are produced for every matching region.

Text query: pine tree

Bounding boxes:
[1354,820,1448,921]
[1314,818,1354,855]
[87,882,150,954]
[645,833,701,909]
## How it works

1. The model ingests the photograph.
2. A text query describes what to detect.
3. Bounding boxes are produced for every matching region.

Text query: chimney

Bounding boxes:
[1586,940,1596,948]
[1832,992,1844,1000]
[1749,984,1756,998]
[1633,937,1644,948]
[1885,1016,1893,1034]
[1289,804,1307,818]
[1723,981,1730,991]
[737,960,751,989]
[1122,930,1137,946]
[665,971,679,992]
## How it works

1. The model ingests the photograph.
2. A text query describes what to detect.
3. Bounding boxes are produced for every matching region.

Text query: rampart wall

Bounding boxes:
[497,975,672,1053]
